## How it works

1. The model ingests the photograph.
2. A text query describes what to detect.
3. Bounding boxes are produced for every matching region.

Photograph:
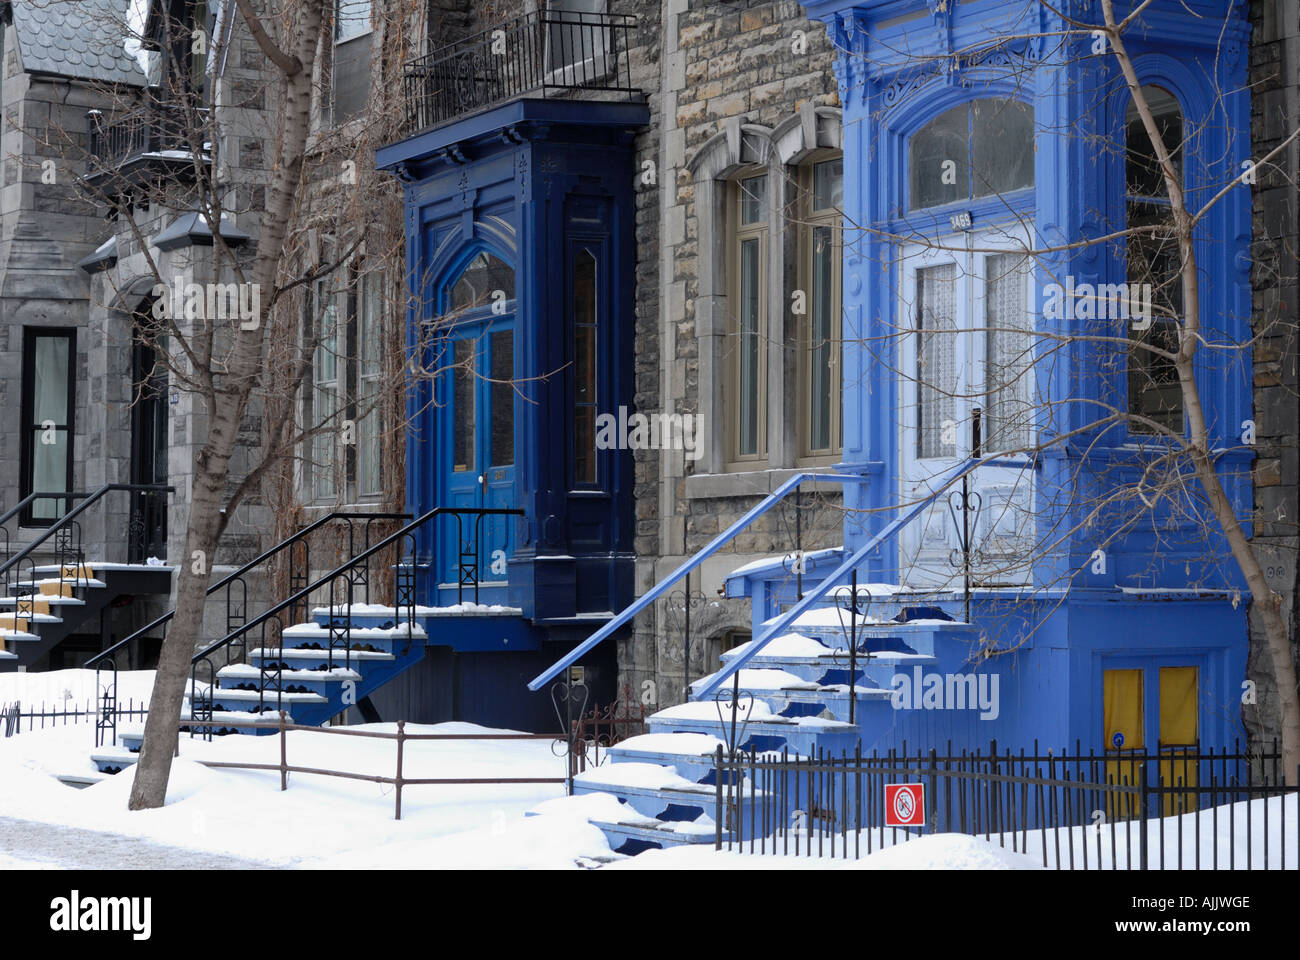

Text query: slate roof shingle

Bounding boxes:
[8,0,147,86]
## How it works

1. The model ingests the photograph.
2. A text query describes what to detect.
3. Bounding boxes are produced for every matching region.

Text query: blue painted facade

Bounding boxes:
[719,0,1255,755]
[375,98,648,726]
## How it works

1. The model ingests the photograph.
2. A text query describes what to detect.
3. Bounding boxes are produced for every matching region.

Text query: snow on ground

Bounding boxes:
[0,668,156,710]
[0,670,1293,870]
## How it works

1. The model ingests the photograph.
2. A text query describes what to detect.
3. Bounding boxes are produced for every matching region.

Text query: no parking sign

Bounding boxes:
[885,783,925,827]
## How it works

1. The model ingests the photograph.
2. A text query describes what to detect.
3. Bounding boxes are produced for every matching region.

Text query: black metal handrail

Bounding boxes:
[400,10,638,137]
[89,510,411,747]
[187,505,522,736]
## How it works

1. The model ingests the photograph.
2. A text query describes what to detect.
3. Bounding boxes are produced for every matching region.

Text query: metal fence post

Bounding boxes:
[395,720,406,820]
[1138,763,1149,870]
[279,711,288,790]
[715,745,724,850]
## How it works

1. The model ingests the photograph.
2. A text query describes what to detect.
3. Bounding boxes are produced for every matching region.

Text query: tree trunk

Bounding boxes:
[129,0,326,811]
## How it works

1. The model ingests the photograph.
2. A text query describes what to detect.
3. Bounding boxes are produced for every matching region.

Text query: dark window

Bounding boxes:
[909,98,1034,209]
[490,330,514,468]
[20,329,76,525]
[573,250,598,484]
[1125,86,1185,434]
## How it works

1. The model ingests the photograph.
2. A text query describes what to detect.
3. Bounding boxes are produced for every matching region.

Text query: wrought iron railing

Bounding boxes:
[186,506,522,737]
[89,510,411,748]
[400,10,638,137]
[86,102,210,172]
[715,740,1297,869]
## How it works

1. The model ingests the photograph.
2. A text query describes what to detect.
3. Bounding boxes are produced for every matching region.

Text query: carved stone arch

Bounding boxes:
[772,103,843,166]
[687,120,775,181]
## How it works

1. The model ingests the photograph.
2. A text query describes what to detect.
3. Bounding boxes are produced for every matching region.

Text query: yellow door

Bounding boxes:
[1103,668,1144,820]
[1158,666,1199,815]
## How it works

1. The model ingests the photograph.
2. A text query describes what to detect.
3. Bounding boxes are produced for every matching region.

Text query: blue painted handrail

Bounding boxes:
[526,472,864,691]
[694,455,1031,700]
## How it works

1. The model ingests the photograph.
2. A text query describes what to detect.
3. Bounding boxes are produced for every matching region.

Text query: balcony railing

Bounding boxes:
[86,102,210,173]
[401,11,638,138]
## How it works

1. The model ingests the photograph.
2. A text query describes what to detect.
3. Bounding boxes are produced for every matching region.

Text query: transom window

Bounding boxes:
[449,252,515,313]
[908,98,1035,210]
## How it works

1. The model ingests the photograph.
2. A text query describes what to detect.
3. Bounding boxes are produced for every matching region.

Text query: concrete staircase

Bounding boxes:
[572,592,977,855]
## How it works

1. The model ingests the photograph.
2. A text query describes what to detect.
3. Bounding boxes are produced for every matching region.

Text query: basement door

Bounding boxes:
[897,231,1036,589]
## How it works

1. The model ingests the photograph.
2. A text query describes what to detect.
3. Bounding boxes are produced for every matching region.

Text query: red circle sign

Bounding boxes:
[885,783,925,827]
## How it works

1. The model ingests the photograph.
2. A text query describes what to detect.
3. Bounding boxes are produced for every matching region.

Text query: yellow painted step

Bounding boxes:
[61,564,95,580]
[15,597,51,616]
[39,581,76,598]
[0,614,31,632]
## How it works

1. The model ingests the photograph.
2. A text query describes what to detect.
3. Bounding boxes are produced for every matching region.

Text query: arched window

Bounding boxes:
[573,249,598,485]
[908,98,1034,209]
[1125,85,1184,434]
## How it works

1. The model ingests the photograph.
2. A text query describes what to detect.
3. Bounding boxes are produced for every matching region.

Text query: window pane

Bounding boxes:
[813,158,843,211]
[985,253,1034,453]
[450,253,515,312]
[33,337,70,425]
[453,338,476,472]
[30,431,68,519]
[737,236,762,457]
[910,103,968,209]
[336,0,371,41]
[739,175,767,225]
[313,386,337,499]
[808,224,835,453]
[573,251,597,484]
[917,264,957,459]
[1128,320,1183,434]
[972,98,1034,198]
[490,330,514,468]
[1126,87,1182,198]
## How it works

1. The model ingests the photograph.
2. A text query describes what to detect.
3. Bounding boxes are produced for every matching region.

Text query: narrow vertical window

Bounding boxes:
[800,157,842,460]
[312,278,339,500]
[20,329,75,524]
[731,173,768,463]
[490,329,514,468]
[356,271,384,497]
[573,250,598,484]
[1125,86,1185,435]
[916,264,957,459]
[984,253,1034,453]
[452,338,476,473]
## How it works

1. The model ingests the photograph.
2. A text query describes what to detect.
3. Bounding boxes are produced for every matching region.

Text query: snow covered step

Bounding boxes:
[574,761,767,821]
[0,649,16,660]
[202,687,330,707]
[16,576,106,590]
[648,701,860,756]
[216,663,362,697]
[0,595,85,610]
[247,647,395,664]
[280,623,425,655]
[606,732,729,783]
[718,633,936,686]
[91,748,139,774]
[587,811,721,853]
[56,771,107,789]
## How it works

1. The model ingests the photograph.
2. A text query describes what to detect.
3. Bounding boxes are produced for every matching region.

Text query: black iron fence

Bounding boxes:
[715,740,1298,869]
[86,102,209,171]
[2,698,149,739]
[400,10,638,137]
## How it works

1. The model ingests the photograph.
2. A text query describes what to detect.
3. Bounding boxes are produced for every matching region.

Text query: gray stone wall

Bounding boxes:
[620,1,844,709]
[1246,0,1300,752]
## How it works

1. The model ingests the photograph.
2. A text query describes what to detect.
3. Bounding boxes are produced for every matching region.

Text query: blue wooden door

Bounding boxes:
[440,317,516,598]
